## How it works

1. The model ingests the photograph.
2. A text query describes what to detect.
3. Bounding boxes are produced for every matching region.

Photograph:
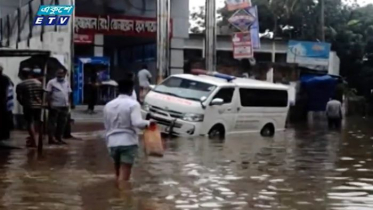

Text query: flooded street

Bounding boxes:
[1,118,373,210]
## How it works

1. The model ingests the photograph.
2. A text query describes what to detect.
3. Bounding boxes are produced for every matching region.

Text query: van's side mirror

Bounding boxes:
[210,98,224,106]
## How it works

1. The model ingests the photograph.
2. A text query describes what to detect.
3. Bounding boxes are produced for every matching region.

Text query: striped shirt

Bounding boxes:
[7,83,14,111]
[16,79,43,108]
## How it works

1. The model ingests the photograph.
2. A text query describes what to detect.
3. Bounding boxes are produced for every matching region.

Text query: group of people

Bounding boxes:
[1,62,153,182]
[1,64,74,147]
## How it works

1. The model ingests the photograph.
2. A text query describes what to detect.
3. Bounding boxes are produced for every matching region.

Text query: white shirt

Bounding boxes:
[46,78,72,107]
[104,94,149,147]
[326,100,342,119]
[131,90,137,101]
[138,69,152,88]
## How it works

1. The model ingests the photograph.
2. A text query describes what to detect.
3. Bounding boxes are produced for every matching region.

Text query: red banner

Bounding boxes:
[75,15,172,38]
[232,32,253,59]
[74,34,94,44]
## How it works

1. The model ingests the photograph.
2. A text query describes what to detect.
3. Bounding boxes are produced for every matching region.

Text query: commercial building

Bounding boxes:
[0,0,188,107]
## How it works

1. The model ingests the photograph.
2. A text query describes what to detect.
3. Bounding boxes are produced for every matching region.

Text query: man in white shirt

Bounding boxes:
[46,68,72,145]
[104,78,153,182]
[326,97,342,129]
[137,65,152,103]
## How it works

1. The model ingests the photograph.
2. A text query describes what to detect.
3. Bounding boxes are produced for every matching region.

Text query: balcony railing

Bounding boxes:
[0,0,71,48]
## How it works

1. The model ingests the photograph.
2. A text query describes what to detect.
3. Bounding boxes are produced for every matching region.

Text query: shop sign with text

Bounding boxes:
[74,15,172,37]
[74,34,94,44]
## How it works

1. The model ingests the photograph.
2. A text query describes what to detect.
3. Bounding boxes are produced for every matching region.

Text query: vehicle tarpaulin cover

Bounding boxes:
[301,74,337,111]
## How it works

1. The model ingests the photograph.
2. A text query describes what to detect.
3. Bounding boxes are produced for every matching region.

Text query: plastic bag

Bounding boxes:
[143,124,164,157]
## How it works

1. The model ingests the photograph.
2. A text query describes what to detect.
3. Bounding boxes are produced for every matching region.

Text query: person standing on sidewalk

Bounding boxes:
[137,65,152,104]
[87,71,100,114]
[46,68,71,145]
[16,68,43,147]
[104,78,153,182]
[0,63,13,141]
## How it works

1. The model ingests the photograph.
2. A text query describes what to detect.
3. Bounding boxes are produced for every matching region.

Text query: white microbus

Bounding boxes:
[142,71,290,138]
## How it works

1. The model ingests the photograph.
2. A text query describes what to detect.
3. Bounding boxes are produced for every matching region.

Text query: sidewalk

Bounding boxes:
[71,105,104,123]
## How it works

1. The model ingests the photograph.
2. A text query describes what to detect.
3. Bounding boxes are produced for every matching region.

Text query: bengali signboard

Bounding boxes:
[226,0,252,11]
[74,34,94,44]
[286,40,331,66]
[232,32,253,59]
[74,15,172,38]
[228,9,256,32]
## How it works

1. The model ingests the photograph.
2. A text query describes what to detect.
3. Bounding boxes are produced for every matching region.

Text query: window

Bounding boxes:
[213,88,234,104]
[153,77,216,101]
[239,88,288,107]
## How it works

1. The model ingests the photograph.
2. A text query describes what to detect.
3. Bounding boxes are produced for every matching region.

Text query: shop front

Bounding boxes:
[73,14,167,105]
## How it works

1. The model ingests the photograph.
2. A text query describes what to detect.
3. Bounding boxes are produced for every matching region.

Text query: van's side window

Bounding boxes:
[239,88,288,107]
[213,88,235,104]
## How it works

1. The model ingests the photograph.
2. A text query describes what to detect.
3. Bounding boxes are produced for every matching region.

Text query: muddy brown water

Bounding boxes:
[0,118,373,210]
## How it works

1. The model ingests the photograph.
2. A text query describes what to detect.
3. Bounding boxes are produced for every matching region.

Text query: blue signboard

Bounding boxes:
[286,40,331,66]
[244,6,260,49]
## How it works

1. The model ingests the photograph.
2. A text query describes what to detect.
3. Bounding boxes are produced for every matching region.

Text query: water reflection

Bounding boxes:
[0,118,373,209]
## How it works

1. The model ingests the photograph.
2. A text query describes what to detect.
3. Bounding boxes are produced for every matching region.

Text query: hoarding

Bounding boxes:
[232,32,253,59]
[286,40,331,66]
[228,9,256,32]
[226,0,252,11]
[244,6,260,49]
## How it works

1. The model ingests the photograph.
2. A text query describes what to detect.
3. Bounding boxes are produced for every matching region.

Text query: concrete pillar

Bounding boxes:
[94,34,104,56]
[156,0,170,83]
[205,0,216,72]
[169,0,189,75]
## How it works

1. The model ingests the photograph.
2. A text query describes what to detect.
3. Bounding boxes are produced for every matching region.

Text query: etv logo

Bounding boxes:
[33,5,74,26]
[34,16,70,26]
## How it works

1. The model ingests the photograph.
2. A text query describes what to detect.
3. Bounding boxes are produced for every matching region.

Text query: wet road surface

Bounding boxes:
[1,118,373,210]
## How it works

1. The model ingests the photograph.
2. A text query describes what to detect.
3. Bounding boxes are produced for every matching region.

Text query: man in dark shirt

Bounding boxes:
[0,63,13,141]
[16,68,43,147]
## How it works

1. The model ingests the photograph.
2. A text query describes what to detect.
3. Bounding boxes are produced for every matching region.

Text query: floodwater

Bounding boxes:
[1,118,373,210]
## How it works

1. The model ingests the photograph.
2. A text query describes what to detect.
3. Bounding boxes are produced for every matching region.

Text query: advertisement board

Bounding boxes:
[286,40,331,66]
[226,0,252,11]
[232,32,253,59]
[244,6,260,49]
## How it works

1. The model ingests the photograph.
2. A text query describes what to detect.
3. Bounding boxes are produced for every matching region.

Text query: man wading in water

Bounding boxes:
[326,96,343,129]
[104,78,154,183]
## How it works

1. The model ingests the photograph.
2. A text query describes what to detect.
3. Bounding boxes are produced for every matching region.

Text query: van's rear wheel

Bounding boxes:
[208,124,225,139]
[261,124,275,137]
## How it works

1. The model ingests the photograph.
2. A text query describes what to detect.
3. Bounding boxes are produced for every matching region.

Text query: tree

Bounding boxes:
[189,6,205,33]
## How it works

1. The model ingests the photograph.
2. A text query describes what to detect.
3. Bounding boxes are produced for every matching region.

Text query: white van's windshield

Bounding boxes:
[153,77,217,101]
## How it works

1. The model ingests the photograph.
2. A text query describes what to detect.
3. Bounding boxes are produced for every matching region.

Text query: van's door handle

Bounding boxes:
[227,108,232,111]
[237,107,241,112]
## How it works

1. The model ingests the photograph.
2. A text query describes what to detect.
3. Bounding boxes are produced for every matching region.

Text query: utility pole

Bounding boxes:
[320,0,325,42]
[205,0,217,72]
[156,0,170,84]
